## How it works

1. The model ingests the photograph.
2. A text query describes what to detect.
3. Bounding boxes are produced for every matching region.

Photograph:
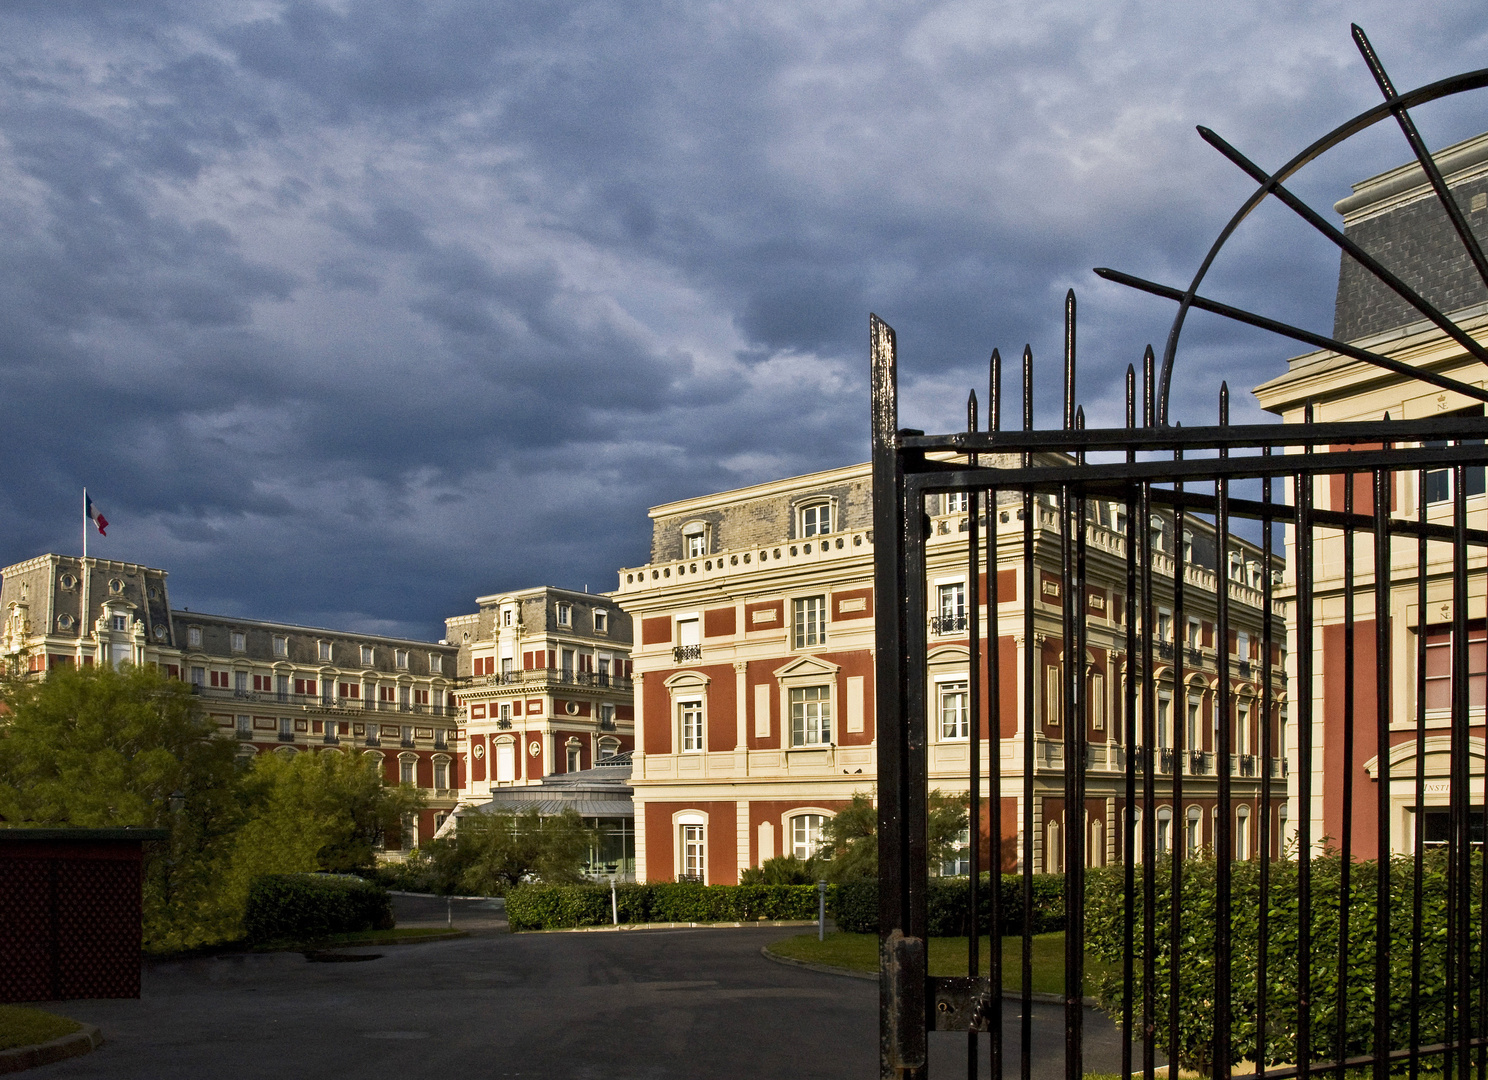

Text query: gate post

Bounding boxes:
[872,314,928,1078]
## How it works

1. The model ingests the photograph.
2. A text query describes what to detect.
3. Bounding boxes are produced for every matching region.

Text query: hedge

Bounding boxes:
[830,874,1067,936]
[1085,851,1476,1076]
[505,882,824,931]
[244,873,395,943]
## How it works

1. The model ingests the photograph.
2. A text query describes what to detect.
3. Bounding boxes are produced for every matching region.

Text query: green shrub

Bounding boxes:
[505,881,823,931]
[1084,851,1474,1076]
[244,873,394,943]
[829,874,1066,936]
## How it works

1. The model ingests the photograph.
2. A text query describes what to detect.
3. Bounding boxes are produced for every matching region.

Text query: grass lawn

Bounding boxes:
[0,1005,83,1052]
[767,931,1109,994]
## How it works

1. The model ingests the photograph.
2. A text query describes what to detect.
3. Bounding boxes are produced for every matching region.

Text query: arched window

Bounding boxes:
[1186,807,1202,855]
[790,814,826,860]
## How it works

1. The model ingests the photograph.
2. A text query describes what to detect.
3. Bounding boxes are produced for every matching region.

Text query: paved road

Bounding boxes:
[32,909,1138,1080]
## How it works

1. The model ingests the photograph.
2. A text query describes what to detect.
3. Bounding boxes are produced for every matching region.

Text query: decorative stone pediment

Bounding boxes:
[772,654,840,680]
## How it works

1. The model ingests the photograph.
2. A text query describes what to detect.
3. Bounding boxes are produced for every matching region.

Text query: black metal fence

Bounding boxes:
[872,30,1488,1080]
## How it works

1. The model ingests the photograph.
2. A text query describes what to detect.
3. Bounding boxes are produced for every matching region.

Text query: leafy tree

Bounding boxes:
[0,663,242,950]
[420,807,593,895]
[223,749,423,917]
[816,789,970,882]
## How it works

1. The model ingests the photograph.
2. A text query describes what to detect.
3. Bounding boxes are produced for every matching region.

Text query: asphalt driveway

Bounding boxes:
[30,901,1136,1080]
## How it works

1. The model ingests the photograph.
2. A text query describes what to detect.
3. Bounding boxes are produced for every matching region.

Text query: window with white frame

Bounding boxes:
[191,666,205,687]
[361,645,374,665]
[1187,618,1202,647]
[433,758,449,789]
[789,685,832,746]
[1090,670,1105,731]
[798,501,831,537]
[395,648,409,669]
[1237,631,1250,662]
[1156,808,1172,856]
[594,609,608,633]
[934,582,966,634]
[939,681,969,739]
[943,492,969,514]
[791,814,827,859]
[111,614,127,632]
[1045,664,1062,727]
[187,626,202,648]
[941,826,971,876]
[502,607,513,627]
[231,632,246,652]
[1237,703,1251,756]
[793,595,826,649]
[1425,439,1487,504]
[1181,530,1194,563]
[1157,609,1172,641]
[400,756,416,785]
[681,824,706,880]
[273,635,287,657]
[430,653,442,674]
[557,602,572,626]
[1186,807,1202,854]
[1157,695,1172,749]
[679,699,704,752]
[1236,806,1251,860]
[598,736,620,759]
[682,521,708,557]
[566,740,581,772]
[318,640,332,661]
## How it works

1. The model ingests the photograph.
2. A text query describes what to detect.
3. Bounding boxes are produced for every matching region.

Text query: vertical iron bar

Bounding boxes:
[1372,445,1392,1080]
[1141,346,1159,1080]
[1169,437,1187,1079]
[968,390,982,1080]
[1298,405,1316,1080]
[988,350,1004,1080]
[1062,292,1085,1080]
[1122,361,1139,1080]
[1216,383,1234,1080]
[1452,459,1471,1080]
[1411,464,1429,1080]
[872,313,926,1080]
[1021,344,1036,1080]
[1337,465,1357,1079]
[1258,451,1275,1080]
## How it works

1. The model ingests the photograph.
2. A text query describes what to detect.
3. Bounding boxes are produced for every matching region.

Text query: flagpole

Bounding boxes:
[83,488,88,562]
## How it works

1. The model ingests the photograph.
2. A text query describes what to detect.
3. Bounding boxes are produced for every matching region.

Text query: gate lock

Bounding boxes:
[929,976,995,1032]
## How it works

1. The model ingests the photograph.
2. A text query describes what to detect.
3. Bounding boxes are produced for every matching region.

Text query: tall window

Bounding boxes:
[1186,807,1202,855]
[1425,440,1487,504]
[318,640,332,661]
[679,700,704,752]
[792,814,826,859]
[1045,665,1062,727]
[273,635,288,657]
[191,666,205,687]
[502,607,513,627]
[1186,695,1202,752]
[686,532,706,557]
[400,757,415,785]
[234,671,248,693]
[231,632,245,652]
[682,825,706,880]
[188,626,202,648]
[1237,704,1251,756]
[799,502,831,537]
[236,715,250,736]
[1157,696,1171,749]
[1156,809,1172,856]
[361,645,374,665]
[557,602,572,626]
[430,653,443,674]
[1236,807,1251,861]
[594,609,609,633]
[1089,671,1106,732]
[567,744,581,772]
[1157,610,1172,641]
[939,681,969,739]
[941,826,971,876]
[943,492,969,514]
[1423,627,1488,710]
[395,649,409,669]
[433,759,448,789]
[1237,632,1250,661]
[790,685,832,746]
[793,596,826,649]
[935,582,966,634]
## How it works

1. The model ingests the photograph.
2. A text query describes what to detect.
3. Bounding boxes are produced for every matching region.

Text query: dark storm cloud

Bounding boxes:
[0,1,1485,637]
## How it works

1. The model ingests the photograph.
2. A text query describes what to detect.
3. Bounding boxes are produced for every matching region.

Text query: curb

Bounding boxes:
[518,920,821,934]
[756,948,1098,1006]
[0,1024,102,1075]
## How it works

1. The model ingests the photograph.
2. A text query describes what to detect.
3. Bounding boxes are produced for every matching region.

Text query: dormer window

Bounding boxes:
[111,614,127,632]
[361,645,375,666]
[594,609,609,634]
[798,501,831,537]
[682,521,709,557]
[395,648,409,669]
[231,632,246,653]
[318,640,332,662]
[273,635,288,657]
[502,607,514,627]
[188,626,202,648]
[557,603,572,627]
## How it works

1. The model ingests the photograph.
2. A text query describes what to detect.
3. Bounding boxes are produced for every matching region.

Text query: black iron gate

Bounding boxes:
[873,29,1488,1080]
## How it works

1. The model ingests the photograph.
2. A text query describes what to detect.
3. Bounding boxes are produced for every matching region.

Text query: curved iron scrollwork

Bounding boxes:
[1096,25,1488,425]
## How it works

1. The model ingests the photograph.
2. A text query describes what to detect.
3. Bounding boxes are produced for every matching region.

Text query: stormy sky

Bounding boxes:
[2,2,1485,640]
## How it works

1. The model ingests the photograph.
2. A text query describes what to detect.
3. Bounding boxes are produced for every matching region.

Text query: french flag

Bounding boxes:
[86,494,108,537]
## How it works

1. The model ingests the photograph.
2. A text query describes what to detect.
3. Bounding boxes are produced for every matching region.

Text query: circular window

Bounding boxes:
[56,613,75,630]
[472,744,485,760]
[108,578,124,594]
[565,701,580,715]
[153,625,167,640]
[148,586,159,600]
[528,740,541,758]
[58,574,77,591]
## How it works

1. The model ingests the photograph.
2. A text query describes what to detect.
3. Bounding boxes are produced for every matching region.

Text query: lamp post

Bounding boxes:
[817,880,827,942]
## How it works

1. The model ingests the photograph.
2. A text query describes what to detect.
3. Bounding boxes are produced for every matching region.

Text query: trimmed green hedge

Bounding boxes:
[244,873,394,943]
[1085,852,1476,1076]
[506,882,823,931]
[830,874,1067,936]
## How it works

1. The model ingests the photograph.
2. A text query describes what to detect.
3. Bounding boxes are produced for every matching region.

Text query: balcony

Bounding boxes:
[457,668,633,693]
[1159,748,1175,774]
[931,614,968,636]
[598,716,617,732]
[235,730,253,741]
[672,645,702,664]
[1156,642,1174,661]
[1239,753,1256,776]
[364,734,381,747]
[1189,750,1209,774]
[277,731,295,743]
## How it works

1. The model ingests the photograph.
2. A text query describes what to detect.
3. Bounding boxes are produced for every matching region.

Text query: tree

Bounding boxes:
[816,789,970,882]
[421,807,593,895]
[0,663,243,950]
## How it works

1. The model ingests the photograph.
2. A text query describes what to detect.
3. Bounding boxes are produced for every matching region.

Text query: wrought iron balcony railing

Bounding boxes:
[930,614,968,635]
[673,644,702,663]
